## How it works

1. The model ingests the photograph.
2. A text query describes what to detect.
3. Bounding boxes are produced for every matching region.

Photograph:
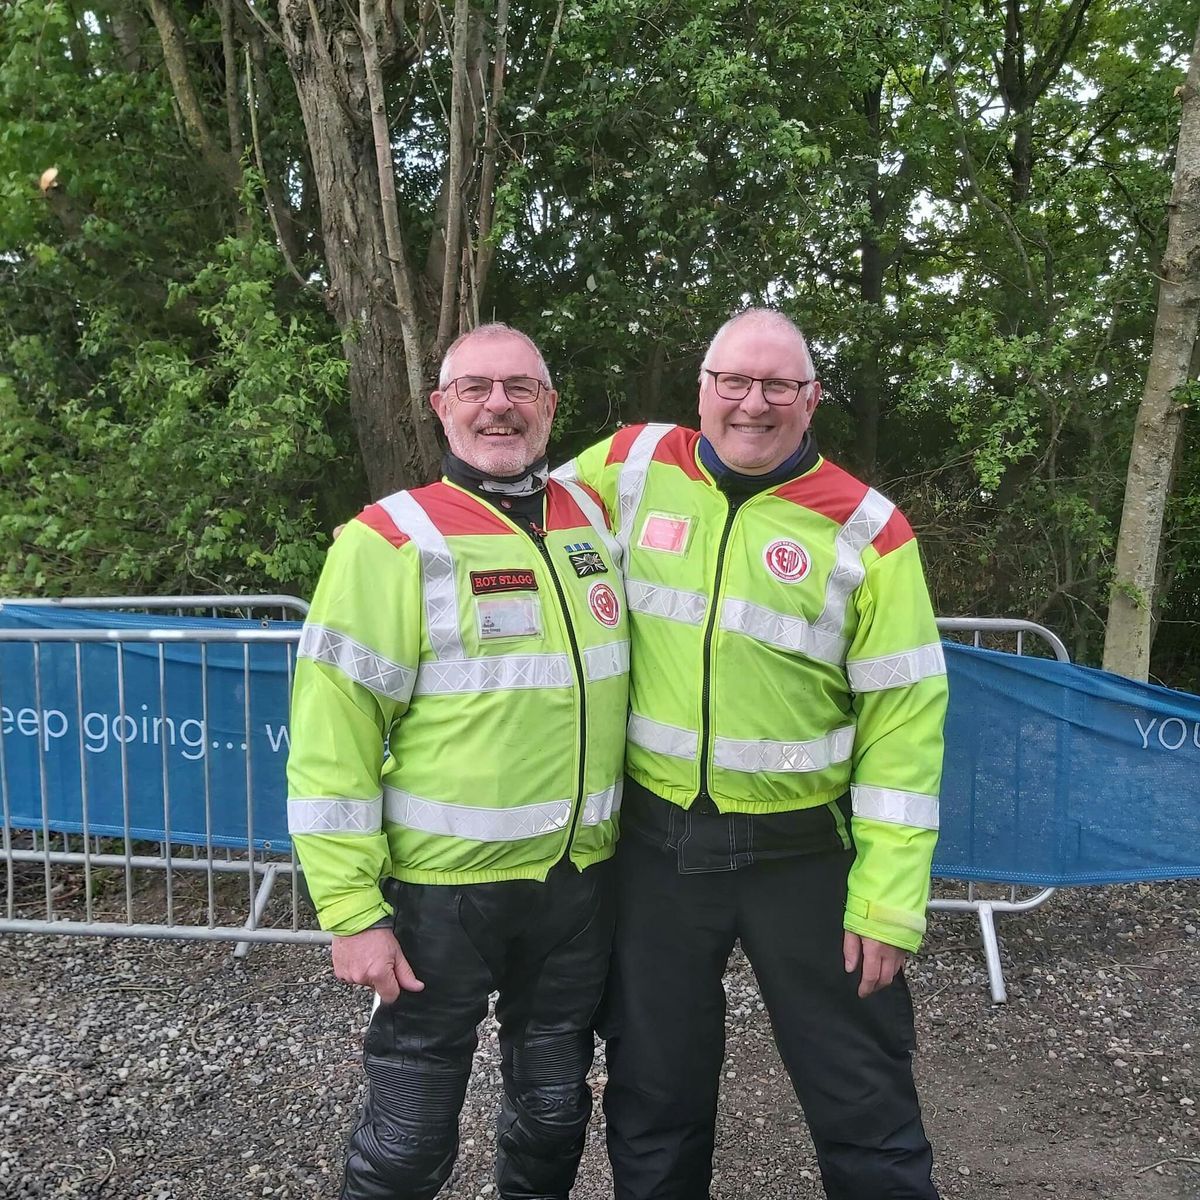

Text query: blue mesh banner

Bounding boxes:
[935,642,1200,885]
[0,604,299,852]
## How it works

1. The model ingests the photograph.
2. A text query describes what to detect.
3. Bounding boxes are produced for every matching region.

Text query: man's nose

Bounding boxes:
[482,381,514,413]
[738,382,770,415]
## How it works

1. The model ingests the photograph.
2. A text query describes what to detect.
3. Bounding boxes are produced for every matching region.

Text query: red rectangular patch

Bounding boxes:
[470,569,538,595]
[638,513,691,554]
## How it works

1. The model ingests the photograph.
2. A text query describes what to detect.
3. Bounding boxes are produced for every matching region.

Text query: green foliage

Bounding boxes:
[1,0,1198,683]
[0,0,353,598]
[0,230,348,595]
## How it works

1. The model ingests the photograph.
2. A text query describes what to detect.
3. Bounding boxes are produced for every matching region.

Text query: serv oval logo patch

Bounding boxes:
[588,581,622,627]
[763,538,811,583]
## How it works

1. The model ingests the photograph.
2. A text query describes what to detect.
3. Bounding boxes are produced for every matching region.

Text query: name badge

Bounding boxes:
[471,569,538,595]
[477,595,542,640]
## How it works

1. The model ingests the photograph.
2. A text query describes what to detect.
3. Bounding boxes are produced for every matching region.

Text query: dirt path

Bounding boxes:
[1,880,1197,1199]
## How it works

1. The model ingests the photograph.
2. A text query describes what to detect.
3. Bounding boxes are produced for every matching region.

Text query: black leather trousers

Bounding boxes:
[341,859,614,1200]
[602,838,937,1200]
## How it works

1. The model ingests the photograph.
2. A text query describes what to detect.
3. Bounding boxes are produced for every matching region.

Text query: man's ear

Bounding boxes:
[430,388,447,424]
[806,380,823,418]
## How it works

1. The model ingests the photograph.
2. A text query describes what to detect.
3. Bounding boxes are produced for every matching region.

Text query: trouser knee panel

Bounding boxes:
[342,1055,470,1200]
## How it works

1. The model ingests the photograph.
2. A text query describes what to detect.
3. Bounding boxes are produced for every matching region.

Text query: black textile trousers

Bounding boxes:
[601,837,938,1200]
[342,859,614,1200]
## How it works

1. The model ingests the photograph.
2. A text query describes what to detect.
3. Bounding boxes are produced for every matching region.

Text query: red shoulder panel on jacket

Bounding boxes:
[545,480,611,532]
[651,426,706,481]
[545,480,587,532]
[412,483,511,536]
[872,507,914,557]
[775,460,868,526]
[604,423,647,467]
[356,504,411,548]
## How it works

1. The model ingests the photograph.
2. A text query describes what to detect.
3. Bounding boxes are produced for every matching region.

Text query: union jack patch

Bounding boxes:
[567,549,608,577]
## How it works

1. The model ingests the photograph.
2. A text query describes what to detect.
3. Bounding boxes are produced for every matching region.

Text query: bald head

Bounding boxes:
[700,309,814,381]
[439,322,553,389]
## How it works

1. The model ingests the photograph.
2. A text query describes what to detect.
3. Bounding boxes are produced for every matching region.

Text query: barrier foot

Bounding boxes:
[978,903,1008,1004]
[234,865,279,960]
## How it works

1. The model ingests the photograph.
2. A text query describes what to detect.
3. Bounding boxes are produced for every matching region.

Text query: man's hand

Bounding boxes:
[331,926,425,1003]
[843,931,907,999]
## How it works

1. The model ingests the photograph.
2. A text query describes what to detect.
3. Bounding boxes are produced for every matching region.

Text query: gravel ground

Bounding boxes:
[2,879,1199,1200]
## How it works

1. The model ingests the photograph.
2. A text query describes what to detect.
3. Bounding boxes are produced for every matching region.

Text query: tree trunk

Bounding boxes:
[278,0,441,497]
[1102,18,1200,680]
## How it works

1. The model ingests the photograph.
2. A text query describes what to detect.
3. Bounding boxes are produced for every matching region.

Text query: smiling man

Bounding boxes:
[288,323,629,1200]
[561,309,948,1200]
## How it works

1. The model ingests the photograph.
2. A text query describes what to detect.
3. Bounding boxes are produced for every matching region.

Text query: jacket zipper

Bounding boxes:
[529,522,589,861]
[694,495,742,813]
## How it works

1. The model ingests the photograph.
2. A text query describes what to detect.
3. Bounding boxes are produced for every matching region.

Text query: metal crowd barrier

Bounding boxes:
[1,600,1070,1000]
[932,617,1071,1003]
[0,596,328,955]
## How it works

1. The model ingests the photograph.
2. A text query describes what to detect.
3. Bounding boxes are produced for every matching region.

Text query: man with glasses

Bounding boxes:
[288,323,629,1200]
[560,308,947,1199]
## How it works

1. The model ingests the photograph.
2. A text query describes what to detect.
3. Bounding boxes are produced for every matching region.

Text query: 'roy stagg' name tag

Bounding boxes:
[470,569,538,595]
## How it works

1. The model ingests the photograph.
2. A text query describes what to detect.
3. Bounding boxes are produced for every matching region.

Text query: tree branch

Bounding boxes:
[532,0,565,112]
[218,0,244,167]
[358,0,430,407]
[245,46,312,289]
[434,0,472,352]
[472,0,510,305]
[144,0,243,195]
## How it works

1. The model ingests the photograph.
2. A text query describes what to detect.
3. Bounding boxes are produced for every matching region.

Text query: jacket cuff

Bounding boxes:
[317,890,392,936]
[844,892,926,954]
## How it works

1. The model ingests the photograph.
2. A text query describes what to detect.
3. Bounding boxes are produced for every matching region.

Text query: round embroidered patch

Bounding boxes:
[763,538,811,583]
[588,581,621,627]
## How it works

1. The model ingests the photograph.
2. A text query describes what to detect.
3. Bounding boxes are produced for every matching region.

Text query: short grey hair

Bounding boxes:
[438,323,553,389]
[699,309,814,380]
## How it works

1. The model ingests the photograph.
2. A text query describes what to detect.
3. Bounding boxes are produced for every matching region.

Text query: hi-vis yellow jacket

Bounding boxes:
[286,478,629,935]
[561,424,947,952]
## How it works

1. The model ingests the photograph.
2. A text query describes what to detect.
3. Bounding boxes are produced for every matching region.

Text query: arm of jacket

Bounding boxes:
[286,518,422,935]
[843,534,948,954]
[557,434,622,529]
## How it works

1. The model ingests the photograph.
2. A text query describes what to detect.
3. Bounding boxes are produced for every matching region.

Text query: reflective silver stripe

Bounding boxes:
[583,639,629,682]
[720,598,846,665]
[851,784,939,831]
[550,460,578,484]
[627,577,708,626]
[378,490,464,661]
[616,424,675,554]
[413,652,573,695]
[847,642,946,692]
[298,623,417,703]
[712,726,855,774]
[815,489,895,638]
[384,787,572,840]
[627,713,699,761]
[581,780,623,826]
[288,795,383,835]
[556,477,623,568]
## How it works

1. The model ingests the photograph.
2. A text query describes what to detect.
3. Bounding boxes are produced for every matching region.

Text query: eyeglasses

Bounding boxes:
[448,375,545,405]
[703,370,815,406]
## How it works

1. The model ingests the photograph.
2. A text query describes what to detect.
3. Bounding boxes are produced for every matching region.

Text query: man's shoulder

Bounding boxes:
[353,480,451,549]
[775,458,915,553]
[583,422,699,467]
[364,480,514,543]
